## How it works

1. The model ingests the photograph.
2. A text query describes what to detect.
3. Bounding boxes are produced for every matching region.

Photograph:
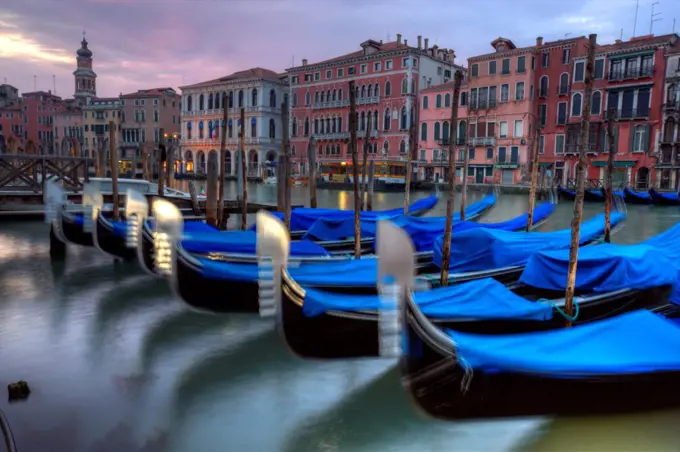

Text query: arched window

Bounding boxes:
[269,119,276,138]
[460,92,468,106]
[326,117,331,133]
[292,118,298,136]
[559,73,569,93]
[292,93,298,107]
[458,120,467,143]
[321,91,325,103]
[434,122,441,140]
[214,121,220,139]
[208,93,214,110]
[385,81,391,97]
[444,93,451,108]
[368,84,373,97]
[339,89,343,100]
[539,76,549,97]
[304,117,310,136]
[361,111,366,130]
[283,93,288,107]
[269,89,276,107]
[571,92,583,116]
[373,110,378,130]
[338,116,343,132]
[315,91,320,103]
[305,92,311,105]
[199,94,205,110]
[251,88,258,107]
[208,120,213,138]
[361,85,366,98]
[332,117,337,133]
[320,118,325,134]
[251,118,257,137]
[420,123,428,141]
[664,117,675,142]
[326,91,330,102]
[238,90,244,107]
[384,108,391,131]
[423,96,429,109]
[186,121,192,139]
[374,85,380,97]
[314,119,319,134]
[400,106,407,129]
[442,121,450,142]
[401,79,408,94]
[383,140,389,154]
[187,96,192,111]
[332,90,337,101]
[228,91,234,108]
[591,91,602,115]
[436,94,442,108]
[198,120,204,139]
[400,140,406,153]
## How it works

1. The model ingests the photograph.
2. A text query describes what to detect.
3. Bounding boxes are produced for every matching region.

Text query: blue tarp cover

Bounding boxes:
[433,212,626,272]
[250,194,439,232]
[182,230,330,256]
[111,218,217,238]
[303,194,499,250]
[302,277,553,320]
[197,257,377,285]
[446,310,680,376]
[624,187,650,201]
[519,242,678,293]
[654,190,680,202]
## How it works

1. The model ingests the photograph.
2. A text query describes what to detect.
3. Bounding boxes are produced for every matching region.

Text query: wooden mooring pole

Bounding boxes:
[108,121,120,221]
[206,149,219,227]
[440,71,463,287]
[282,99,292,229]
[307,136,317,208]
[604,108,617,243]
[526,125,542,231]
[240,107,247,230]
[564,33,597,327]
[157,129,166,197]
[460,145,469,220]
[361,114,371,210]
[218,96,228,229]
[367,160,375,211]
[349,80,361,259]
[188,180,201,215]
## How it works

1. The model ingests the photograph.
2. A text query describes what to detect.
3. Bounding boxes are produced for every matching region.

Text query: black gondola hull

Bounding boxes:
[623,188,653,205]
[401,296,680,420]
[60,212,93,246]
[280,271,671,359]
[649,188,680,206]
[95,215,136,261]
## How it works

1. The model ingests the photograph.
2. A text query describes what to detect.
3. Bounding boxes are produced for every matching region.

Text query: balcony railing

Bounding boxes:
[495,156,519,165]
[312,100,351,110]
[664,100,679,112]
[607,66,654,82]
[565,143,597,154]
[471,137,496,146]
[437,137,467,146]
[557,85,569,96]
[616,108,650,119]
[357,96,381,106]
[181,136,281,146]
[469,98,497,110]
[314,132,350,140]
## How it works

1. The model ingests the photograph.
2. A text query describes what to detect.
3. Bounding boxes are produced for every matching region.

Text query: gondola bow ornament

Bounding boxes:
[152,199,184,277]
[125,189,148,249]
[256,210,290,318]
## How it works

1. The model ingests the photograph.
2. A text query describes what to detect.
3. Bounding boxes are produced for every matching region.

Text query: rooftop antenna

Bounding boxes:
[565,33,572,38]
[633,0,640,37]
[53,75,56,94]
[620,28,624,40]
[673,18,676,33]
[651,2,662,34]
[33,75,36,91]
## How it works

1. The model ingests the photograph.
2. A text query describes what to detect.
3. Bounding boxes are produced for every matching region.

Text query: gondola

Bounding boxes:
[649,188,680,206]
[557,185,576,200]
[154,197,553,313]
[623,187,653,205]
[272,219,677,359]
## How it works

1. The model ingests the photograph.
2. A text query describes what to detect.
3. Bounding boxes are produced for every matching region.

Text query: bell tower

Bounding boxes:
[73,31,97,101]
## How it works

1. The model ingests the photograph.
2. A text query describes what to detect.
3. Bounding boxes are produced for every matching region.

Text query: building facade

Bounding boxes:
[120,87,181,175]
[20,90,63,154]
[658,44,680,189]
[53,107,84,157]
[0,102,25,152]
[82,97,121,161]
[73,36,97,102]
[179,68,287,178]
[287,34,461,181]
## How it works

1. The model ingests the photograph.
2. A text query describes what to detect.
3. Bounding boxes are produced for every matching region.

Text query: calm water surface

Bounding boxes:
[1,181,679,451]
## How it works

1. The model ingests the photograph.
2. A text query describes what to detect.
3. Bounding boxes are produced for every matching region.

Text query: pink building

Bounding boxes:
[0,102,25,152]
[466,38,539,184]
[53,106,84,156]
[20,90,64,154]
[287,34,462,182]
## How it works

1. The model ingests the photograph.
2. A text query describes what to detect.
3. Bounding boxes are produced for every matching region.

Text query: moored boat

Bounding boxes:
[649,188,680,206]
[623,187,653,204]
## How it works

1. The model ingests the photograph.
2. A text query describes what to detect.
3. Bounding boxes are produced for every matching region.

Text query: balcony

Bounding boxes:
[437,137,466,146]
[607,66,654,82]
[616,108,650,120]
[314,132,350,140]
[357,96,381,106]
[312,100,351,110]
[471,137,496,146]
[557,85,569,96]
[538,88,548,99]
[565,143,597,154]
[469,98,497,110]
[181,136,282,146]
[664,100,679,113]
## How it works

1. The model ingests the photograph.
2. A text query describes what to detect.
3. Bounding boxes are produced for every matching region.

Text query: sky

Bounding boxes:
[1,0,677,99]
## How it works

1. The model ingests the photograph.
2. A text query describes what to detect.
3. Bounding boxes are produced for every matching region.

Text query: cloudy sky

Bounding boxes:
[1,0,676,98]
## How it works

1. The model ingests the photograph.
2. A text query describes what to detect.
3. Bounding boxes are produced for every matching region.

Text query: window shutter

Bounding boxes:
[600,127,606,153]
[613,126,618,153]
[644,124,651,152]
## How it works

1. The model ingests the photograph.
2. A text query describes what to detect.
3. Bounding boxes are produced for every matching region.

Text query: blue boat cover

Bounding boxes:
[587,189,604,199]
[182,230,330,257]
[640,222,680,305]
[519,242,679,293]
[303,194,499,250]
[653,190,680,202]
[111,218,218,238]
[624,187,650,201]
[302,277,553,320]
[446,310,680,376]
[434,212,626,272]
[197,257,377,285]
[250,194,439,232]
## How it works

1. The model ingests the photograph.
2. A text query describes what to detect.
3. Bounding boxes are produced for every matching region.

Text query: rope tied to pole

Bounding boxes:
[537,297,580,323]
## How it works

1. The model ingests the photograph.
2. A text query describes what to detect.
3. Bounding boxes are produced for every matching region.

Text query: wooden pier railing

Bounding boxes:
[0,154,90,193]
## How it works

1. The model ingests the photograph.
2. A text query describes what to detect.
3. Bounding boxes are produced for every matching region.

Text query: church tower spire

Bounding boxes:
[73,31,97,101]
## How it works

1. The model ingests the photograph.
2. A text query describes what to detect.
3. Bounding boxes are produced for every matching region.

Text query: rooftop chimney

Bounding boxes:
[417,35,422,49]
[424,38,429,51]
[397,33,402,45]
[536,36,543,47]
[302,59,308,66]
[615,39,622,44]
[404,39,408,46]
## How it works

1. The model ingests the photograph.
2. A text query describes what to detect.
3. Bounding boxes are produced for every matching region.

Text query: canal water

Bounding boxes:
[1,182,680,451]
